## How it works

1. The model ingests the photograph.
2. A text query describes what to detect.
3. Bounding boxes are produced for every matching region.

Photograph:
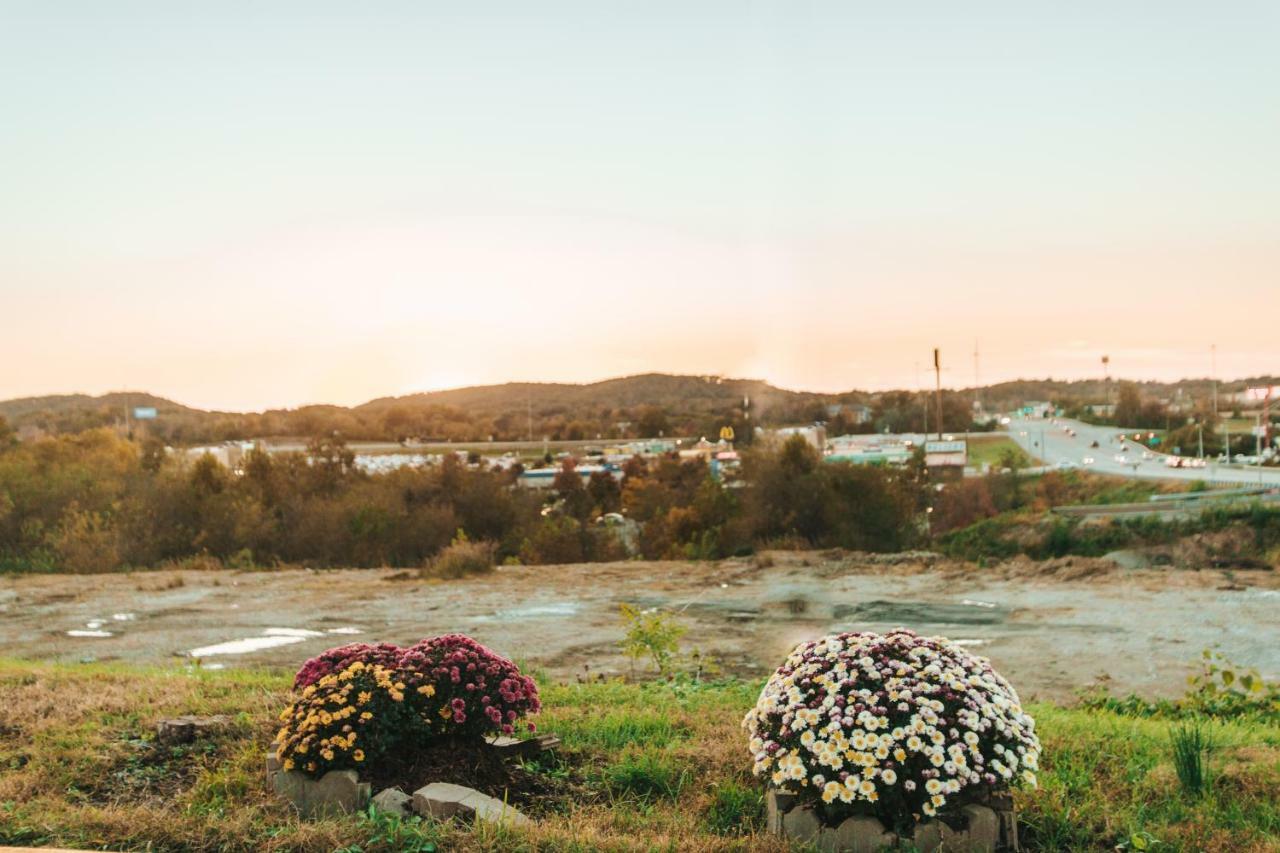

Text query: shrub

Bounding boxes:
[397,634,541,737]
[619,603,686,675]
[282,634,541,777]
[424,531,495,579]
[742,629,1041,830]
[275,661,414,776]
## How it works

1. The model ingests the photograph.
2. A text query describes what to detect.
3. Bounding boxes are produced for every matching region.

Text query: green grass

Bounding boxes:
[0,660,1277,851]
[966,435,1037,468]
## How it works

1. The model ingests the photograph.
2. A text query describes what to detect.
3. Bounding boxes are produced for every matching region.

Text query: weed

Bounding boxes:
[1171,720,1211,797]
[604,751,690,802]
[703,780,762,835]
[618,603,685,676]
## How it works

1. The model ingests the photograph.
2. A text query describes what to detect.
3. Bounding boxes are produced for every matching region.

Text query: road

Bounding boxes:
[1004,417,1280,487]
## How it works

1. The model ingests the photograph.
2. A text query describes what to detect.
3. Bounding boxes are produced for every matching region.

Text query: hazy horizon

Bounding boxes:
[4,2,1277,411]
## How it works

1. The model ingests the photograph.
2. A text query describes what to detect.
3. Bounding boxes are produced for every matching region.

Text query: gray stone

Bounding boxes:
[371,787,414,818]
[765,789,797,835]
[156,714,232,745]
[411,781,530,826]
[265,739,283,774]
[831,815,896,852]
[781,804,821,844]
[912,819,955,853]
[484,732,561,758]
[273,769,370,818]
[956,804,1000,851]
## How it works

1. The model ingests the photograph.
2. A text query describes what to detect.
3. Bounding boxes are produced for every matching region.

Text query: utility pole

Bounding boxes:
[933,348,943,441]
[526,395,533,443]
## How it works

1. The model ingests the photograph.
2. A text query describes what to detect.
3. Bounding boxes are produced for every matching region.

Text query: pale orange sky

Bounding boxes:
[2,3,1277,410]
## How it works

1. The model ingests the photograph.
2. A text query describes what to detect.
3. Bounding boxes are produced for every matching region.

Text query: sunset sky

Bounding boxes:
[2,1,1277,411]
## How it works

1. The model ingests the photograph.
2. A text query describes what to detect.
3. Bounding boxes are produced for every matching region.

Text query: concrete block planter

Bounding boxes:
[766,789,1019,852]
[412,781,531,826]
[271,768,371,818]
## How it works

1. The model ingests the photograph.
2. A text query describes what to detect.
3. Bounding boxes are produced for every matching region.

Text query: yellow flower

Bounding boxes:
[417,684,436,697]
[353,749,365,762]
[358,691,372,705]
[321,749,335,761]
[439,706,452,720]
[360,712,373,721]
[283,758,295,770]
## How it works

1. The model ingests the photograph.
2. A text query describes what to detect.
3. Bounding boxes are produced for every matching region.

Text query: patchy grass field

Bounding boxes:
[966,436,1038,469]
[0,660,1277,852]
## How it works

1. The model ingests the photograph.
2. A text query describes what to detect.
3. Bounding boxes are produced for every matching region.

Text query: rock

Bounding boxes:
[484,732,561,758]
[912,818,954,852]
[958,804,1000,850]
[765,789,797,835]
[273,769,370,818]
[781,804,821,844]
[830,815,896,852]
[411,781,530,826]
[371,787,414,818]
[155,714,232,745]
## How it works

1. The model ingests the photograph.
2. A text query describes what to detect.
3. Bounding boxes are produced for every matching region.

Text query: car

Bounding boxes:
[1055,460,1078,470]
[1114,454,1128,464]
[1089,440,1100,448]
[1082,456,1095,465]
[1120,445,1129,453]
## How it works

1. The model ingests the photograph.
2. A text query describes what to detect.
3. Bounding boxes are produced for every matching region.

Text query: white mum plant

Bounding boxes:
[743,629,1040,827]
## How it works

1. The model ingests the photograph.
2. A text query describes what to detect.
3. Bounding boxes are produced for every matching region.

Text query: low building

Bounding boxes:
[517,464,623,489]
[825,435,914,466]
[766,424,827,452]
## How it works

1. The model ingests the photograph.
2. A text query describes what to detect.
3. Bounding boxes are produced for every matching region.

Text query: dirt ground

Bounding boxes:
[2,551,1277,702]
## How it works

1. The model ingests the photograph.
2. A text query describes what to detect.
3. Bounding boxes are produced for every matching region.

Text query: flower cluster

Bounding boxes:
[281,634,540,777]
[276,661,413,776]
[398,634,541,738]
[292,642,403,691]
[743,629,1040,825]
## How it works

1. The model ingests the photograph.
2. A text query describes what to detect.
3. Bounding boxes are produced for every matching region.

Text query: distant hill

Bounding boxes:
[1,372,1274,446]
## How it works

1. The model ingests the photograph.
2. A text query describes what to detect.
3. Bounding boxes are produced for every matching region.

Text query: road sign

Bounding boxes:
[1245,387,1277,401]
[133,407,157,420]
[1253,425,1269,437]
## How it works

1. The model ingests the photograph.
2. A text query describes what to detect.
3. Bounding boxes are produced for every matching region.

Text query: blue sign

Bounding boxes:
[133,407,157,420]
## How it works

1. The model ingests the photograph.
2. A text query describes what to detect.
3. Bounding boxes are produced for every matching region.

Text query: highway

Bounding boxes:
[1004,417,1280,487]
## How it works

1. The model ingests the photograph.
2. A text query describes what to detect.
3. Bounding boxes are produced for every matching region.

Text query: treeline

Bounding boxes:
[0,427,927,573]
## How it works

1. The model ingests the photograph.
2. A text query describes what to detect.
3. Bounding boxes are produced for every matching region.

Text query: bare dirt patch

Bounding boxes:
[2,553,1277,701]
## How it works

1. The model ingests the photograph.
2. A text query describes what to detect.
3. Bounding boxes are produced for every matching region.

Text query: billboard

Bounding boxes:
[133,407,158,420]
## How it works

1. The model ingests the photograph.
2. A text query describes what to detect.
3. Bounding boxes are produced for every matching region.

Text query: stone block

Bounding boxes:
[830,816,896,852]
[371,787,414,818]
[484,732,561,759]
[156,714,232,746]
[273,769,370,818]
[956,804,1000,851]
[781,804,821,844]
[412,781,530,826]
[912,818,955,853]
[765,789,797,835]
